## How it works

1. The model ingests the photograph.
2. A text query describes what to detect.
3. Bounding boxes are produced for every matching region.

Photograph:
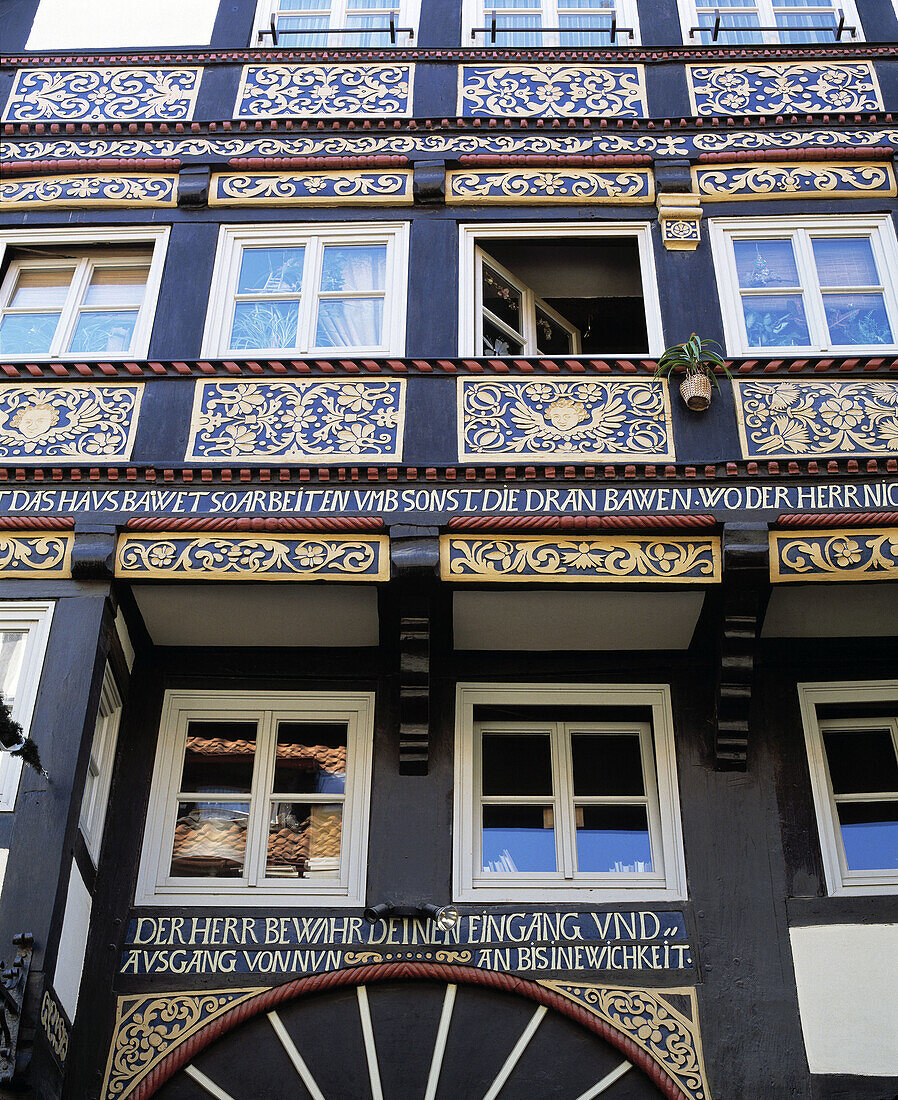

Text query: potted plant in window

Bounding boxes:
[654,333,731,412]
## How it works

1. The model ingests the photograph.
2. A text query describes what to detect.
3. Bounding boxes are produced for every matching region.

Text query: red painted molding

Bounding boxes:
[227,155,408,169]
[696,145,895,164]
[775,511,898,527]
[0,158,180,176]
[448,514,717,531]
[129,962,690,1100]
[0,516,74,529]
[126,516,384,531]
[457,153,652,166]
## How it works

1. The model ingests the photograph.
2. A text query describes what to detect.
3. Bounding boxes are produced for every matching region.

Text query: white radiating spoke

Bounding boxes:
[574,1060,633,1099]
[356,986,384,1100]
[184,1065,238,1100]
[267,1010,327,1100]
[424,984,457,1100]
[482,1004,547,1100]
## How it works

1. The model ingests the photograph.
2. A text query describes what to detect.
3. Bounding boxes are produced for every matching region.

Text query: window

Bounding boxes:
[202,224,409,358]
[0,228,169,361]
[252,0,420,46]
[799,681,898,895]
[79,664,123,864]
[461,223,663,358]
[454,684,686,901]
[136,690,375,905]
[710,217,898,356]
[26,0,217,48]
[679,0,863,44]
[0,601,54,811]
[465,0,640,46]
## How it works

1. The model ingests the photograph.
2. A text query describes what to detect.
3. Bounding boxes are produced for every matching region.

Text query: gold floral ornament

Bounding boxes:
[0,385,143,461]
[770,528,898,583]
[694,163,895,202]
[0,174,177,209]
[235,64,412,119]
[446,168,653,204]
[210,170,412,206]
[688,62,881,117]
[458,65,647,118]
[441,535,721,583]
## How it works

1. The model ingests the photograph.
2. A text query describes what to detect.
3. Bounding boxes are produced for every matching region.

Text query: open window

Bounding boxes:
[462,224,662,358]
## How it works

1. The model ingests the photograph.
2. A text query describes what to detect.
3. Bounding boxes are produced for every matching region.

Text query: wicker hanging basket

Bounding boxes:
[679,372,713,412]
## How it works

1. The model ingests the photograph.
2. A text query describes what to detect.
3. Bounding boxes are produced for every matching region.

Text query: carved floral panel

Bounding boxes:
[458,379,674,462]
[2,68,202,123]
[187,381,406,463]
[734,380,898,459]
[458,65,647,118]
[210,170,413,206]
[115,533,389,580]
[0,385,143,461]
[235,64,413,118]
[446,168,653,204]
[0,174,177,209]
[694,162,896,201]
[442,535,721,583]
[770,528,898,583]
[0,534,72,578]
[687,62,882,117]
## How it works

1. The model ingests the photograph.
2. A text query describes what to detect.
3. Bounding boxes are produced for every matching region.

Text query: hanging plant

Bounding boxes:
[654,333,732,412]
[0,694,47,778]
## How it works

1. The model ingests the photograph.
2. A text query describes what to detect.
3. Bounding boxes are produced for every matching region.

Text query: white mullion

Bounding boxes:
[555,722,576,879]
[792,230,829,350]
[51,257,89,357]
[160,709,195,885]
[301,236,325,356]
[246,710,276,888]
[638,722,665,878]
[834,792,898,804]
[481,309,524,347]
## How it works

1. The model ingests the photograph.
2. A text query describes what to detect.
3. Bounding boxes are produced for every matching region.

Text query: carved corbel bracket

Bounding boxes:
[71,525,117,579]
[716,523,769,771]
[655,158,702,251]
[413,160,446,205]
[0,933,34,1084]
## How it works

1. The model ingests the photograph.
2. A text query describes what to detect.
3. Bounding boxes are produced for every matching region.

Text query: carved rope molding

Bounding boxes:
[458,65,647,118]
[770,526,898,582]
[693,161,896,201]
[446,168,654,204]
[0,533,73,578]
[687,61,882,117]
[209,170,413,206]
[114,532,389,580]
[0,173,177,209]
[2,68,203,123]
[441,534,721,583]
[234,64,413,119]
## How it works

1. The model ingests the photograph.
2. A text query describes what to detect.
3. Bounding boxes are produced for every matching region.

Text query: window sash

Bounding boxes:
[255,0,417,44]
[685,0,861,43]
[470,0,635,45]
[79,664,123,863]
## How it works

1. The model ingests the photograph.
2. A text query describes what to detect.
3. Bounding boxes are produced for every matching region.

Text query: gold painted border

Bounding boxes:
[233,62,415,119]
[440,534,722,584]
[0,533,73,578]
[115,532,391,581]
[446,167,655,205]
[769,526,898,583]
[0,174,177,209]
[209,170,413,207]
[456,377,675,464]
[692,161,896,201]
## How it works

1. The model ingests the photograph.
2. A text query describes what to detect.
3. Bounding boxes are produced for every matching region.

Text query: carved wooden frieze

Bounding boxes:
[234,64,413,118]
[446,168,653,204]
[770,527,898,583]
[458,64,647,118]
[187,380,405,463]
[2,68,203,123]
[0,534,72,578]
[734,380,898,460]
[115,533,389,580]
[441,535,721,583]
[694,161,896,201]
[0,174,177,209]
[0,385,143,462]
[458,379,674,463]
[209,170,413,206]
[687,62,882,117]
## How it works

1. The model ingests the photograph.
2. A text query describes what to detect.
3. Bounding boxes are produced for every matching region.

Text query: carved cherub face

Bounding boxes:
[545,397,587,432]
[11,401,59,440]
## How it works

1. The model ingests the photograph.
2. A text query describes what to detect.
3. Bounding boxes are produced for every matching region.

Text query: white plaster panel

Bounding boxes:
[790,924,898,1075]
[0,849,7,897]
[763,584,898,637]
[26,0,218,48]
[53,863,92,1022]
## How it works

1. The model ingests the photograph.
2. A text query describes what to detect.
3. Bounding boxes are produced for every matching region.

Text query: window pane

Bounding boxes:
[180,721,257,793]
[571,732,645,796]
[837,802,898,871]
[776,10,837,44]
[535,306,573,354]
[741,295,810,347]
[0,313,61,355]
[812,238,879,288]
[9,267,74,308]
[482,732,552,796]
[0,632,27,706]
[82,265,150,307]
[482,318,523,358]
[231,300,300,350]
[575,804,653,873]
[482,264,523,332]
[823,728,898,794]
[343,15,394,46]
[315,299,383,348]
[734,239,801,288]
[170,801,248,877]
[276,15,329,44]
[273,722,347,794]
[482,805,556,872]
[280,0,331,9]
[68,310,138,354]
[319,246,386,293]
[822,293,893,346]
[237,247,305,294]
[267,801,342,878]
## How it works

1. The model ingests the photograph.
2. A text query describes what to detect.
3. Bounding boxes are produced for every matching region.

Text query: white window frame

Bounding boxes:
[136,689,375,907]
[677,0,864,45]
[453,683,686,902]
[0,601,54,812]
[459,222,663,359]
[709,215,898,358]
[251,0,421,44]
[464,0,641,46]
[0,227,169,362]
[202,223,410,359]
[78,663,123,864]
[798,679,898,896]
